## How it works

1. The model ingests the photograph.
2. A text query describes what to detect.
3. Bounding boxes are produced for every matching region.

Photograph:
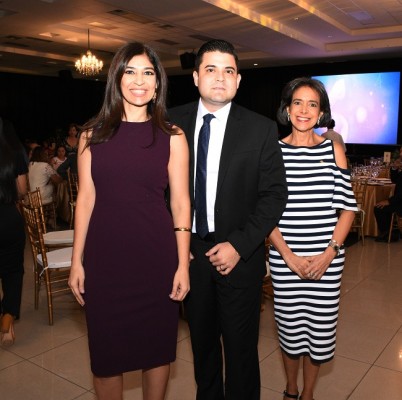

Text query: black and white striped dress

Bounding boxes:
[269,139,357,363]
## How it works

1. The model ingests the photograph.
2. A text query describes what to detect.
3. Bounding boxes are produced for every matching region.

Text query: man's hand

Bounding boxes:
[206,242,241,275]
[375,199,390,209]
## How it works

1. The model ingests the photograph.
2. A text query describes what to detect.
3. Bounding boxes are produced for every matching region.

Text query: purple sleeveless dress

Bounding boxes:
[83,121,179,376]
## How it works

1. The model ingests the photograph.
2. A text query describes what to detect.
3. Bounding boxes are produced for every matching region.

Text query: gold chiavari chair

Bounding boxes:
[388,212,402,243]
[27,189,74,249]
[351,179,368,245]
[22,203,72,325]
[26,186,57,230]
[67,169,79,228]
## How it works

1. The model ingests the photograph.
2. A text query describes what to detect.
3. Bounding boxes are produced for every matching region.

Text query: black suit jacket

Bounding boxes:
[169,101,287,286]
[390,168,402,214]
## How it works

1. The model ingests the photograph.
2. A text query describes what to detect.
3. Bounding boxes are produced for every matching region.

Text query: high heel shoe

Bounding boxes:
[0,313,15,346]
[283,390,299,399]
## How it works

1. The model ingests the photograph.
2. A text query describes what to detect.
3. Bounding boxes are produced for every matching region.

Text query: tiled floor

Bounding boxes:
[1,237,402,399]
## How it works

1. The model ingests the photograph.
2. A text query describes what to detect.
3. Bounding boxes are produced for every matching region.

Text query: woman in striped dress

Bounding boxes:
[269,77,357,400]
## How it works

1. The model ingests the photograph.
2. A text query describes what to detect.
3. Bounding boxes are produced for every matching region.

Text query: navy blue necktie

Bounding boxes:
[195,113,215,238]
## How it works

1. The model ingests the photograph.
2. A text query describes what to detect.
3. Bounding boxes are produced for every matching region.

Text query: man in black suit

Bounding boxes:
[169,40,287,399]
[374,165,402,241]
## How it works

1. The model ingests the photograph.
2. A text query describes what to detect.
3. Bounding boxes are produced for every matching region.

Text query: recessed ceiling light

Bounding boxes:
[348,11,373,22]
[90,22,117,30]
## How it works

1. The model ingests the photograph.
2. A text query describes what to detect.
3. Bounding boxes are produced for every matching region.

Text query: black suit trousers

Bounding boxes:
[374,204,396,233]
[185,234,262,400]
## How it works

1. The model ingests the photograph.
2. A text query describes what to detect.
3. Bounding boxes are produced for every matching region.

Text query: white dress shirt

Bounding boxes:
[193,100,231,233]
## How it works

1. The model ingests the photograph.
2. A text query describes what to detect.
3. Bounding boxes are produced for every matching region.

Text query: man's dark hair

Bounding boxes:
[195,39,239,72]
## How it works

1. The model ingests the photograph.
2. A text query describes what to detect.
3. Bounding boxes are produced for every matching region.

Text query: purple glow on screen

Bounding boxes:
[312,72,400,145]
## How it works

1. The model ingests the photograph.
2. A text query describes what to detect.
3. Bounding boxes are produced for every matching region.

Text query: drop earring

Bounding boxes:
[152,92,157,103]
[287,113,290,122]
[317,117,321,125]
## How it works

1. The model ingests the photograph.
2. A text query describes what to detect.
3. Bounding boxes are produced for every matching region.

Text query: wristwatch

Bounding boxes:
[328,239,341,256]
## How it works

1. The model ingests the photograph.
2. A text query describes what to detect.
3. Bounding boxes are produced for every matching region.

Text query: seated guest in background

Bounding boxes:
[392,146,402,168]
[56,152,77,181]
[51,145,67,171]
[28,146,62,204]
[24,138,40,160]
[42,138,55,160]
[374,164,402,241]
[51,144,71,223]
[321,119,347,153]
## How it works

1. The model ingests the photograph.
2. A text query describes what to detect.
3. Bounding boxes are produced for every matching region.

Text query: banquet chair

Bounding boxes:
[388,212,402,243]
[22,203,72,325]
[67,169,79,228]
[27,189,74,249]
[351,179,368,245]
[26,186,57,230]
[27,189,49,232]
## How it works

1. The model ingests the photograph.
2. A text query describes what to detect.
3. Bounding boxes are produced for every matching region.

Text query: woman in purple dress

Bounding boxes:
[69,42,191,400]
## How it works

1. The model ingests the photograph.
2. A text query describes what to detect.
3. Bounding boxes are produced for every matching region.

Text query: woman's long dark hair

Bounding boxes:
[83,42,177,148]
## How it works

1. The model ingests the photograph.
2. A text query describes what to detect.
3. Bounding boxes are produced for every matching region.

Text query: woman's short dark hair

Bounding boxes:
[277,77,331,128]
[30,146,49,163]
[195,39,239,72]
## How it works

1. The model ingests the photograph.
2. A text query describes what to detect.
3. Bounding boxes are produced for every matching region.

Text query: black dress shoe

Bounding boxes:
[375,234,388,242]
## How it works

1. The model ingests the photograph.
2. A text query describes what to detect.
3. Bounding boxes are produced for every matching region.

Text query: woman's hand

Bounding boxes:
[283,252,311,279]
[169,266,190,302]
[68,262,85,306]
[304,248,335,280]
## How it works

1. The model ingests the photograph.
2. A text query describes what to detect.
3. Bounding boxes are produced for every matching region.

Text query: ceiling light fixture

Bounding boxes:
[75,29,103,76]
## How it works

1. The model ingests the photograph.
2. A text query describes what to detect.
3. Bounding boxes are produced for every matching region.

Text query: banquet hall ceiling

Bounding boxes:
[1,0,402,80]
